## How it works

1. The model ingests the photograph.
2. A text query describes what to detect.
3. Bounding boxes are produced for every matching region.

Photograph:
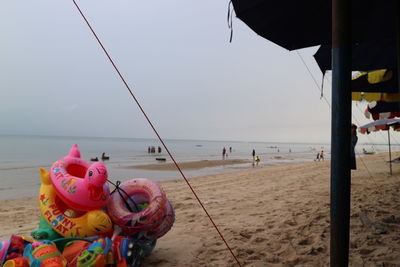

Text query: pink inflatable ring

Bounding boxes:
[50,144,110,211]
[107,178,174,238]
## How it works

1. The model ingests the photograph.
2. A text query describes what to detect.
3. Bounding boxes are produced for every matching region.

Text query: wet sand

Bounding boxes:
[1,153,400,266]
[120,159,250,171]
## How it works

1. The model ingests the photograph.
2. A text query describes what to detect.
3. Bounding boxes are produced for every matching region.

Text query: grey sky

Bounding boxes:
[1,1,382,144]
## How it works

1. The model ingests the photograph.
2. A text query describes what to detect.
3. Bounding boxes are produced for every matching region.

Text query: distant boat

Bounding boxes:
[156,158,166,161]
[363,149,375,155]
[196,145,203,147]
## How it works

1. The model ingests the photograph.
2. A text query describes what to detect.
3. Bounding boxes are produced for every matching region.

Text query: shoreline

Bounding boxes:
[0,157,307,201]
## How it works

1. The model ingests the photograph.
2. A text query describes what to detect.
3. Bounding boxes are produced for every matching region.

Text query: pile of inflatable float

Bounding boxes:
[0,144,175,267]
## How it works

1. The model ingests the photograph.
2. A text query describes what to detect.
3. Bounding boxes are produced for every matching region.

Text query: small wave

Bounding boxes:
[0,186,13,191]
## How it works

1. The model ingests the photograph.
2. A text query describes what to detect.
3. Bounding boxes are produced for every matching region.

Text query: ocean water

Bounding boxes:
[0,134,395,200]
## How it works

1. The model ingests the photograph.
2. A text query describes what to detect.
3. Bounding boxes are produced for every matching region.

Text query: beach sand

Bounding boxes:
[1,153,400,266]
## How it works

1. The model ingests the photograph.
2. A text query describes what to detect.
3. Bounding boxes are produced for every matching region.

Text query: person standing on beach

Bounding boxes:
[222,147,227,160]
[351,124,358,170]
[229,147,232,153]
[315,152,320,161]
[252,149,255,160]
[320,150,324,161]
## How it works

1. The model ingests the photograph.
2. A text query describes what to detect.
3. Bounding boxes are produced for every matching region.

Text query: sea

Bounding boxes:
[0,134,396,200]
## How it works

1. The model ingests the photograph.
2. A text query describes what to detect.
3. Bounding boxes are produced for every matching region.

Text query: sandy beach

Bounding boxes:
[1,153,400,266]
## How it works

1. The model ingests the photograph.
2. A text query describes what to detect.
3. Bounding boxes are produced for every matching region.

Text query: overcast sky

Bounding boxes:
[1,0,385,144]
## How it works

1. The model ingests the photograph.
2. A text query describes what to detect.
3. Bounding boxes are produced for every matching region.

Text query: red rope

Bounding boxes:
[71,1,242,266]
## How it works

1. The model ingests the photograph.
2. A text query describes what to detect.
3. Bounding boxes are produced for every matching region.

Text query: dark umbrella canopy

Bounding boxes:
[232,0,397,50]
[314,40,397,74]
[232,0,330,50]
[314,40,398,93]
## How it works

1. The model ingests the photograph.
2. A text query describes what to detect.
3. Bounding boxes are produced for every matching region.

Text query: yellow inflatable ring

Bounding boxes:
[38,168,113,237]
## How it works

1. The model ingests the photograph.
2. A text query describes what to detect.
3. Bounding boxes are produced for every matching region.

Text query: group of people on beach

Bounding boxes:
[219,126,358,169]
[222,147,261,165]
[313,124,358,170]
[90,152,110,162]
[222,147,232,159]
[315,150,324,161]
[148,146,162,154]
[252,149,260,166]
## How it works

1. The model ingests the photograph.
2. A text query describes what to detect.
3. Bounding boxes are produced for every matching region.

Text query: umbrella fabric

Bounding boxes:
[364,101,400,121]
[359,118,398,175]
[232,0,397,51]
[314,40,396,73]
[351,69,398,93]
[352,92,400,102]
[359,118,400,134]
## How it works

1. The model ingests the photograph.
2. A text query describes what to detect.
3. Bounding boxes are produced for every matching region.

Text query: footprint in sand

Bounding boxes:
[283,219,297,226]
[307,246,325,255]
[253,237,266,243]
[239,231,252,239]
[247,255,261,260]
[245,249,254,255]
[298,238,312,246]
[359,248,374,255]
